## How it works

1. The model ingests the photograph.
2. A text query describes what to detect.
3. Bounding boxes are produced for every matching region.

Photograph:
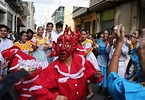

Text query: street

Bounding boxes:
[85,84,106,100]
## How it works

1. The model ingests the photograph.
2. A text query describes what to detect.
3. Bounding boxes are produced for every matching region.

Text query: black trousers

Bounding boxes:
[0,92,13,100]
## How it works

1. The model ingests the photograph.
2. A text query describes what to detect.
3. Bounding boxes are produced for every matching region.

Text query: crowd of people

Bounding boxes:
[0,21,145,100]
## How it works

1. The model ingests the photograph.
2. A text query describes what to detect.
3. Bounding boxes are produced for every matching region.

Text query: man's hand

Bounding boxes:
[94,70,102,78]
[44,44,49,51]
[55,95,68,100]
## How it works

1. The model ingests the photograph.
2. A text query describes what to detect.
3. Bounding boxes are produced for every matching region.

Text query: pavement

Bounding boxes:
[85,84,107,100]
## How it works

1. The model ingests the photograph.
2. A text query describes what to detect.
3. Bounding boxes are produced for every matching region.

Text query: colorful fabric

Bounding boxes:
[97,39,108,87]
[30,54,103,100]
[14,41,33,55]
[31,36,48,69]
[1,46,42,100]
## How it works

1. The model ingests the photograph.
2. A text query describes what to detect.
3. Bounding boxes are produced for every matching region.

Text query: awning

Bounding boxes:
[0,1,7,13]
[17,17,26,27]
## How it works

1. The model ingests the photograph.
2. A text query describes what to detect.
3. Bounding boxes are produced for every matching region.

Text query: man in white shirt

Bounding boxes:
[0,24,13,99]
[50,22,63,61]
[44,22,55,64]
[0,24,13,71]
[51,22,63,42]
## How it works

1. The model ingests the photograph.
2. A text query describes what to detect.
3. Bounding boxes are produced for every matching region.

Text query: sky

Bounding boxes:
[22,0,90,27]
[34,3,58,27]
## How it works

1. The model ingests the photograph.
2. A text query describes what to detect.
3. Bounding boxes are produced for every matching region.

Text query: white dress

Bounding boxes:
[82,39,99,70]
[106,38,129,78]
[31,36,48,69]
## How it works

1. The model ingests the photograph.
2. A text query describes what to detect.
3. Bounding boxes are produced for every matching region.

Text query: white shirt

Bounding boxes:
[51,31,63,42]
[0,38,13,65]
[106,38,129,61]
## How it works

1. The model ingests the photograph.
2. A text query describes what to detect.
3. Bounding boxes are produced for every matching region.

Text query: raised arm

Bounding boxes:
[107,24,125,75]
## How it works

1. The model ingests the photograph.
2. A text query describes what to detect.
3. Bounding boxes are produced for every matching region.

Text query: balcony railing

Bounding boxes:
[90,0,103,7]
[5,0,24,13]
[89,0,122,12]
[90,0,132,7]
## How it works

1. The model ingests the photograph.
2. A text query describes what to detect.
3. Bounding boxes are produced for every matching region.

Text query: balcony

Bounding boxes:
[72,7,88,19]
[22,2,30,16]
[0,0,6,13]
[89,0,133,12]
[5,0,24,13]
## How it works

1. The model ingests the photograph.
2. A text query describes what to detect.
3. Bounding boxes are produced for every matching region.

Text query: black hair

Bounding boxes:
[46,22,54,28]
[19,30,27,37]
[80,29,88,34]
[56,22,63,28]
[111,26,115,32]
[93,33,98,39]
[37,26,44,31]
[104,29,111,35]
[135,29,142,37]
[97,31,104,39]
[27,29,34,35]
[0,24,10,32]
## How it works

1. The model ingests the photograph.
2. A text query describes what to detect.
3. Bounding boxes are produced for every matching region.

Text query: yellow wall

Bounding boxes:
[64,6,75,30]
[74,12,97,34]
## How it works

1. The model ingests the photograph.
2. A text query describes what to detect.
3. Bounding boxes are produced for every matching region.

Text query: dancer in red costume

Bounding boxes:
[1,46,42,100]
[30,26,103,100]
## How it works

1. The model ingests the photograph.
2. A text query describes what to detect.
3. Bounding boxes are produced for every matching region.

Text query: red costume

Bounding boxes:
[30,26,103,100]
[2,46,42,100]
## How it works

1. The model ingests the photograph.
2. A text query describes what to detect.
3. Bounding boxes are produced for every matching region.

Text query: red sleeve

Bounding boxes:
[30,63,59,100]
[89,74,103,84]
[85,59,103,84]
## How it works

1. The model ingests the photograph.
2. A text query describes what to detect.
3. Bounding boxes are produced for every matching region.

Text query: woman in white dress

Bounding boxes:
[31,27,48,69]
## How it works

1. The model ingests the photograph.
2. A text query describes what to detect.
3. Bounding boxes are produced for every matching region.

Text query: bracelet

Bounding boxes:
[113,54,120,58]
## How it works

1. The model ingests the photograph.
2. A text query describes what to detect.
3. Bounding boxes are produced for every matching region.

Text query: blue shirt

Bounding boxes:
[107,72,145,100]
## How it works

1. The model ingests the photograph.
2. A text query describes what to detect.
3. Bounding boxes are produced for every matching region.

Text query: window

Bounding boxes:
[84,21,91,33]
[14,16,17,32]
[102,19,114,31]
[76,24,81,31]
[92,20,96,34]
[101,9,115,30]
[7,12,13,30]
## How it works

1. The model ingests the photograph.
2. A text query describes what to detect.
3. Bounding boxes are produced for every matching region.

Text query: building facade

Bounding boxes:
[0,0,7,24]
[52,6,64,24]
[73,7,97,34]
[64,6,74,30]
[0,0,35,33]
[73,0,144,35]
[20,2,35,31]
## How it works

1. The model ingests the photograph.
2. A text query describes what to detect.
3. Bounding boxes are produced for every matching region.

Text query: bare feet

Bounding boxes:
[86,93,94,99]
